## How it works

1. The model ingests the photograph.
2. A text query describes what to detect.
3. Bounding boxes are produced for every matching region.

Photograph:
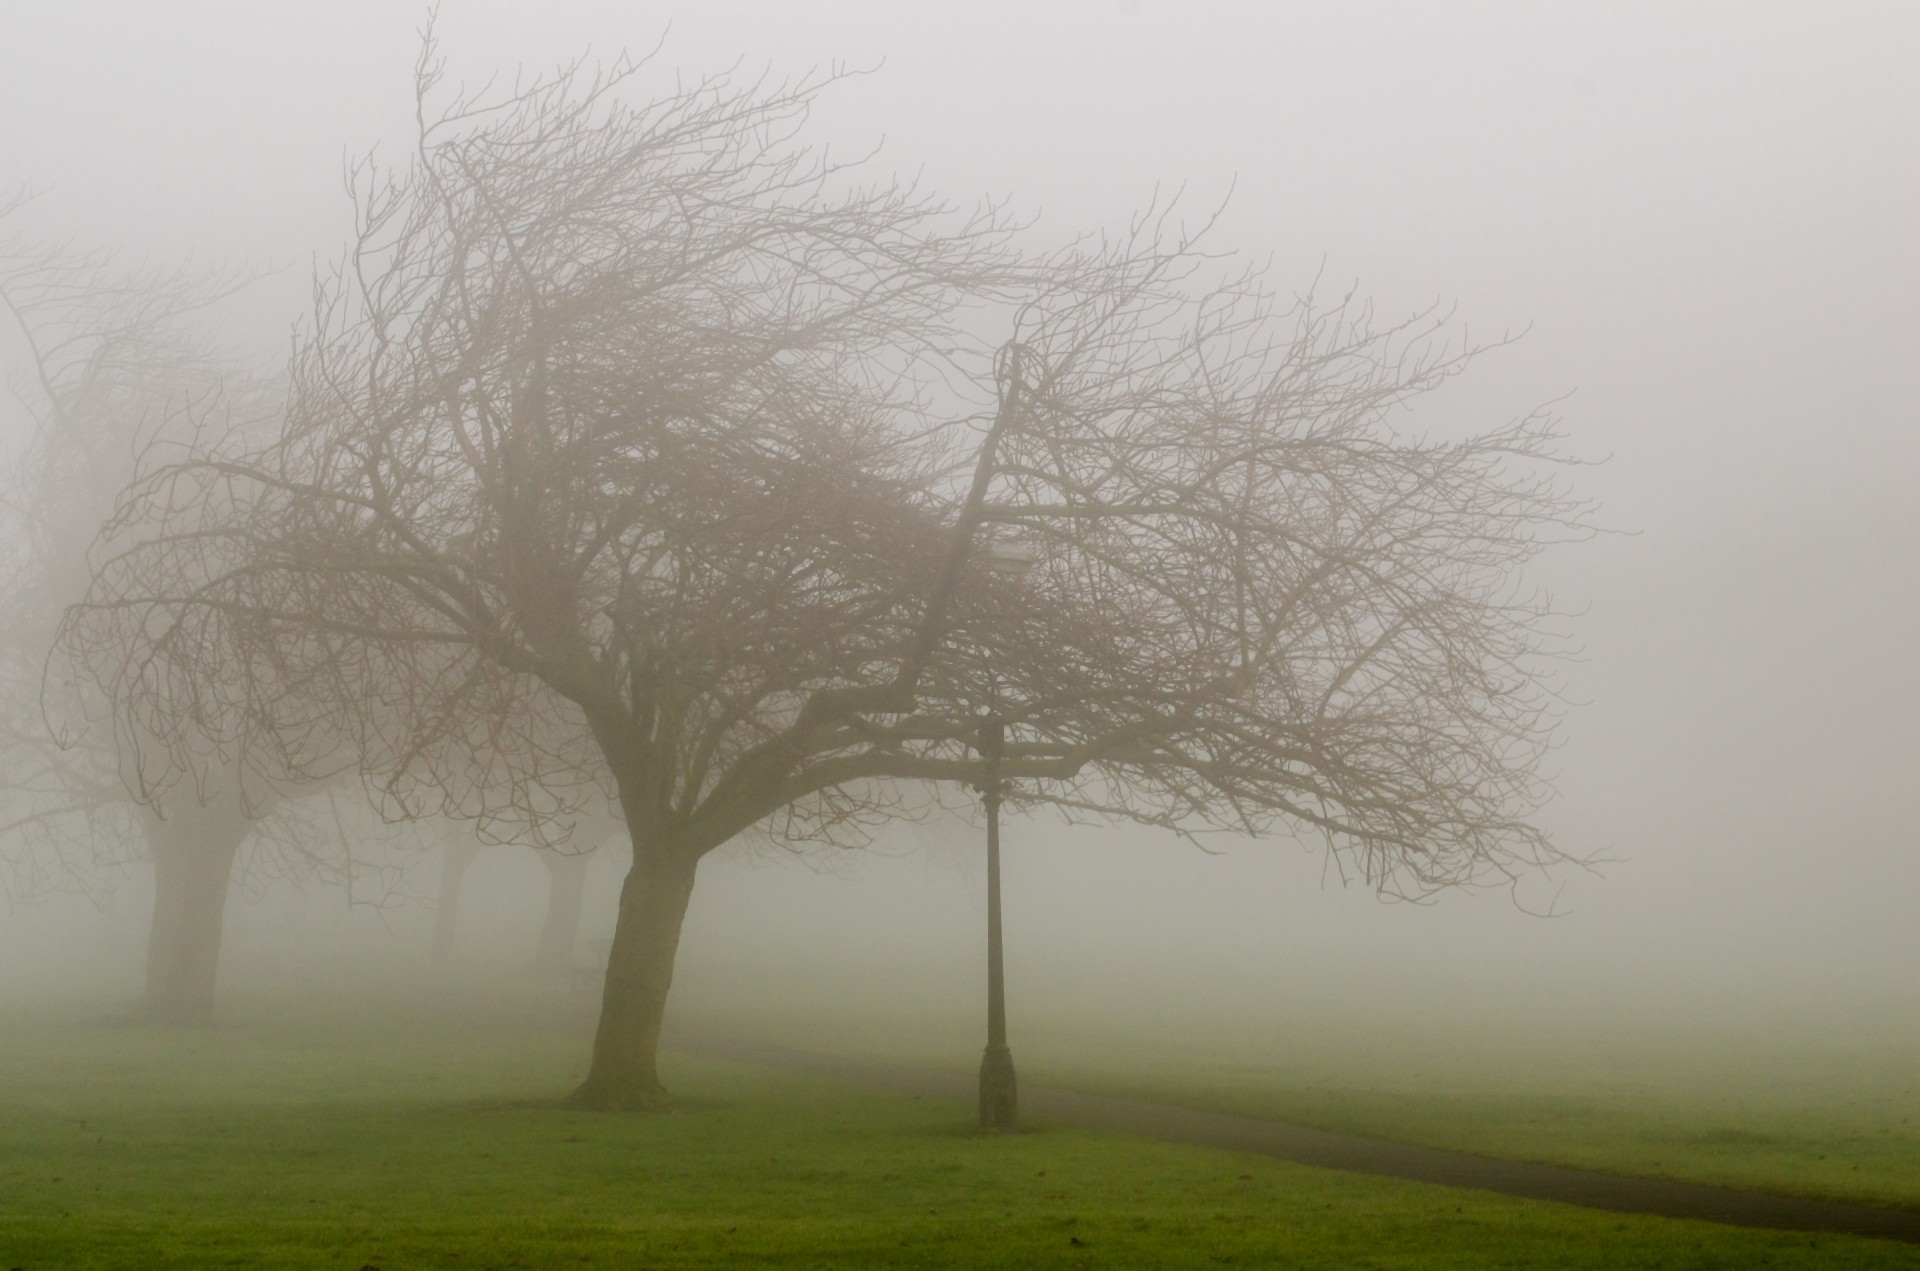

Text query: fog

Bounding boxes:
[3,1,1916,1074]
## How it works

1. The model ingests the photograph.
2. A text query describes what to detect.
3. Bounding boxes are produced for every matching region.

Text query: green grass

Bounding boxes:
[1043,1053,1920,1213]
[1,993,1916,1268]
[676,993,1920,1213]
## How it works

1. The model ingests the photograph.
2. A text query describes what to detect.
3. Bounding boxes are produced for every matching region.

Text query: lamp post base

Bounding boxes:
[979,1043,1017,1130]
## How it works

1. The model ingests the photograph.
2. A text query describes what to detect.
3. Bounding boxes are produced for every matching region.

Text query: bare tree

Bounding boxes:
[60,42,1590,1103]
[430,795,623,973]
[0,194,409,1021]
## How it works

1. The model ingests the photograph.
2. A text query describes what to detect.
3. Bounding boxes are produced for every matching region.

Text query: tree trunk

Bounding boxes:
[566,844,699,1110]
[431,832,481,962]
[532,850,590,975]
[141,806,248,1025]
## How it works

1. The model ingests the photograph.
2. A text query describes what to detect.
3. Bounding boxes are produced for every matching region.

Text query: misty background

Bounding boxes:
[2,2,1915,1063]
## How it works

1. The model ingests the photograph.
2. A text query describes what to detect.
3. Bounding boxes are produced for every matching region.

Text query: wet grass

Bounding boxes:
[1,994,1916,1269]
[671,995,1920,1213]
[1049,1060,1920,1213]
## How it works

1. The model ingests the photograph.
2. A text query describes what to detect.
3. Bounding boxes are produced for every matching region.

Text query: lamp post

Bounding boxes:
[976,536,1036,1130]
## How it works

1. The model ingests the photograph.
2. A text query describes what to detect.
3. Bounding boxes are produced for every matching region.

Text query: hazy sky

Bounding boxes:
[3,2,1915,1023]
[5,3,1912,512]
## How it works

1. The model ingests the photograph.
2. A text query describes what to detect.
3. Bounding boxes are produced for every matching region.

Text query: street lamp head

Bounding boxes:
[981,536,1039,577]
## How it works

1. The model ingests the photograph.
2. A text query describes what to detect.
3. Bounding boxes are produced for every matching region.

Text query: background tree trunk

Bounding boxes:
[532,850,589,976]
[566,845,699,1110]
[431,832,481,962]
[140,806,248,1024]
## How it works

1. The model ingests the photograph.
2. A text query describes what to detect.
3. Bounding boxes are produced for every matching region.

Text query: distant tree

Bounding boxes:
[60,41,1590,1104]
[0,193,404,1021]
[430,797,623,974]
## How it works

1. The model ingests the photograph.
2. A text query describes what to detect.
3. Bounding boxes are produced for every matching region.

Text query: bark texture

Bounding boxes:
[566,846,699,1110]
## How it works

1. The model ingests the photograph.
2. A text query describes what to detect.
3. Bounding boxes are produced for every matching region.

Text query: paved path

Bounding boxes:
[684,1037,1920,1247]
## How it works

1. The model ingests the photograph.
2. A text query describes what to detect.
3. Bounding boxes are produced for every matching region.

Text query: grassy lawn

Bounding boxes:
[1041,1050,1920,1214]
[678,993,1920,1214]
[1,994,1916,1269]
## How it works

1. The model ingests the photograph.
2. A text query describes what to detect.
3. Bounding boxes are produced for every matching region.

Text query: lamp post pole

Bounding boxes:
[976,712,1017,1129]
[972,358,1034,1131]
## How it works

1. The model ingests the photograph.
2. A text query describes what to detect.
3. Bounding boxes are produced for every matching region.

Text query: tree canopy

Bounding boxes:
[59,40,1592,1104]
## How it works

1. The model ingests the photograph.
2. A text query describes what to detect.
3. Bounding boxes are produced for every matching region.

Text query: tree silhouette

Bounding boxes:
[60,40,1591,1102]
